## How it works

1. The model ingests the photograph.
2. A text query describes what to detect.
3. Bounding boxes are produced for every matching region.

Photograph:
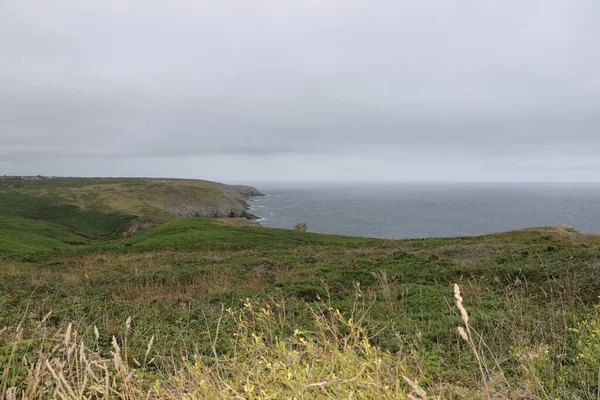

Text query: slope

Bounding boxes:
[0,177,263,252]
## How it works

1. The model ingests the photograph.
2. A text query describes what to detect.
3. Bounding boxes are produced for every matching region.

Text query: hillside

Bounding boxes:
[0,177,262,253]
[1,182,599,398]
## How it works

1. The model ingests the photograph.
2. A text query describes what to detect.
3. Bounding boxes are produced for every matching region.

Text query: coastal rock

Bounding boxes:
[167,184,264,221]
[294,223,308,232]
[232,186,265,197]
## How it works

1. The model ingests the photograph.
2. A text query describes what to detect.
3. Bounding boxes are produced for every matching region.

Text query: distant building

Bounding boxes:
[0,175,48,181]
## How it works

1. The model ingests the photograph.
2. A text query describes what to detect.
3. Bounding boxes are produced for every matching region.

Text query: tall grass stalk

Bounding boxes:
[454,283,490,399]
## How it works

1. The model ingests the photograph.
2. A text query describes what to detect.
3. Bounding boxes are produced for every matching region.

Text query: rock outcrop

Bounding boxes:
[294,223,307,232]
[117,180,265,237]
[232,186,265,198]
[165,184,263,221]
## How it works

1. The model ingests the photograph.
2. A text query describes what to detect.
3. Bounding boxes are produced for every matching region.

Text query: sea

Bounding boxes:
[248,182,600,239]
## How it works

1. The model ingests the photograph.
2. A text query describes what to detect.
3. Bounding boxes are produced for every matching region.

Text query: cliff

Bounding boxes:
[0,177,264,239]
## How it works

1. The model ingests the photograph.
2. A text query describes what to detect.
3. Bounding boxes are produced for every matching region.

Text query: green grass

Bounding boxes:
[121,217,377,251]
[0,190,135,241]
[1,179,600,398]
[0,218,89,256]
[0,177,262,253]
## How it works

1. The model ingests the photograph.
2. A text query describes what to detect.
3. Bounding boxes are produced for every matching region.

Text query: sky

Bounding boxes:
[1,1,599,183]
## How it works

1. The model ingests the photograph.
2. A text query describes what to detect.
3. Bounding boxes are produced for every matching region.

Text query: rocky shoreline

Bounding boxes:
[119,181,265,237]
[237,186,264,220]
[167,184,265,220]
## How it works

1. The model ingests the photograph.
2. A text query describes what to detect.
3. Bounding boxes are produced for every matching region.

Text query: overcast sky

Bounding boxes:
[1,1,599,182]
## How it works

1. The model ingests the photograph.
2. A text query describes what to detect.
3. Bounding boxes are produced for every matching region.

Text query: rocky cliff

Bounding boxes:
[166,183,263,220]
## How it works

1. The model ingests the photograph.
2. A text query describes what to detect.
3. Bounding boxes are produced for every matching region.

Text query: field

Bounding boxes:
[1,179,600,398]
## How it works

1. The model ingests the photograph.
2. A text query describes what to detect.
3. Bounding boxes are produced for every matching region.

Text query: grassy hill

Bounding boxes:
[1,180,599,398]
[0,217,90,256]
[0,177,262,254]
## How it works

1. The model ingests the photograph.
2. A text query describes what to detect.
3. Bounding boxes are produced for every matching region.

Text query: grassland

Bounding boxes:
[0,177,261,254]
[1,179,600,398]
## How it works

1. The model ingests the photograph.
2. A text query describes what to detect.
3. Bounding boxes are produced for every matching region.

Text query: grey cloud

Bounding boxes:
[1,0,599,180]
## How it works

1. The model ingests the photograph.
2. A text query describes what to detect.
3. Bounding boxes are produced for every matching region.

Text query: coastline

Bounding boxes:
[246,192,267,224]
[239,186,265,220]
[238,183,599,239]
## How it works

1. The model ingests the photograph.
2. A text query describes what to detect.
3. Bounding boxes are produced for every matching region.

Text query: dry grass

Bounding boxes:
[1,251,241,288]
[427,243,523,266]
[2,284,594,399]
[0,287,430,399]
[454,283,490,399]
[121,271,236,303]
[372,270,399,313]
[3,224,600,399]
[518,225,600,247]
[119,267,272,302]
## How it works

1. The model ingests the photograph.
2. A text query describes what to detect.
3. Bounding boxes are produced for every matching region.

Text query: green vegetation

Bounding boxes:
[0,177,261,255]
[1,178,599,398]
[0,218,89,255]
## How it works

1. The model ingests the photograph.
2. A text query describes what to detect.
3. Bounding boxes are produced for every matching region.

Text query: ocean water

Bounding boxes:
[249,182,600,239]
